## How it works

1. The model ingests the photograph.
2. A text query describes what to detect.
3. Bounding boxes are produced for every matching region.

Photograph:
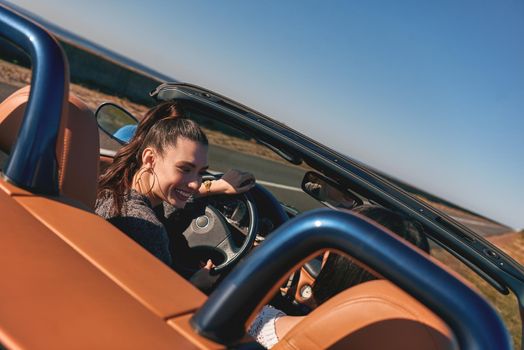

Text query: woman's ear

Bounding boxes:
[141,147,156,169]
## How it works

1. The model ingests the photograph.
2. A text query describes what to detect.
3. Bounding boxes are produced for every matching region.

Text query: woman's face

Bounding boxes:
[147,137,208,208]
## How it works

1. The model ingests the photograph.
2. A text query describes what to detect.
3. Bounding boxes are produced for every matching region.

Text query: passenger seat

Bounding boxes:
[0,85,99,209]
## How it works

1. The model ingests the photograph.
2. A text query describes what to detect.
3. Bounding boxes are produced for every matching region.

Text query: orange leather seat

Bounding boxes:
[0,85,99,209]
[274,279,458,350]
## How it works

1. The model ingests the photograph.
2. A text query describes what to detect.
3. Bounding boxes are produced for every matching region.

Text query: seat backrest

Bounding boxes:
[0,85,99,209]
[274,279,458,350]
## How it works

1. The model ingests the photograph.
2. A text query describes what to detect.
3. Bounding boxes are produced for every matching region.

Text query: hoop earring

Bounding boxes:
[151,169,170,203]
[135,167,155,195]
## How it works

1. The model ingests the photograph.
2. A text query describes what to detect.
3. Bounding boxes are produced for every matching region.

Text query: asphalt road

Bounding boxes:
[208,145,321,213]
[448,215,510,237]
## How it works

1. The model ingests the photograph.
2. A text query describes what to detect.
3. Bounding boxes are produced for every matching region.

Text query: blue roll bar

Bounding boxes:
[0,4,68,195]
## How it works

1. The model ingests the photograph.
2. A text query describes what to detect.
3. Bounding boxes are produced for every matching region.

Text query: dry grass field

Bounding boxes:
[433,232,523,348]
[0,59,290,164]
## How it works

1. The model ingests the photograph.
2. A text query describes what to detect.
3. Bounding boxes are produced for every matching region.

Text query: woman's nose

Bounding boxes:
[187,176,201,190]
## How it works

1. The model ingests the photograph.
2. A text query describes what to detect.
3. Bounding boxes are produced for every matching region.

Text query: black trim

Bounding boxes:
[302,256,322,278]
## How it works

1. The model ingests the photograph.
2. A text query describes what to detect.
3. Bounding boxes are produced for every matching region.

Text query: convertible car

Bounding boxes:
[0,4,521,350]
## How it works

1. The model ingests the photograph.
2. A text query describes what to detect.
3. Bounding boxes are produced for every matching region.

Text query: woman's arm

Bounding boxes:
[198,169,255,196]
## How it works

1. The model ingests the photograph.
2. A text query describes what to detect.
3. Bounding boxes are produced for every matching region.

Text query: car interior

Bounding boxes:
[0,5,514,349]
[1,84,504,350]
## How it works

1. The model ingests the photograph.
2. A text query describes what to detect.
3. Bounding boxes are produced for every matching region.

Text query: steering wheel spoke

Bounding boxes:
[216,236,242,262]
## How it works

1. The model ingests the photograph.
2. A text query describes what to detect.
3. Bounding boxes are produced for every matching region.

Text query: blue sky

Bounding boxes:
[5,0,524,229]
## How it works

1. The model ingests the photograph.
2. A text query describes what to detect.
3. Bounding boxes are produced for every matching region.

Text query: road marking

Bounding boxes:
[257,180,303,192]
[100,148,117,157]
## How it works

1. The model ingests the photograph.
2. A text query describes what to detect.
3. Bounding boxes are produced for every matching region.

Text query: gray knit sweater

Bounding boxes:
[95,190,173,266]
[95,191,218,293]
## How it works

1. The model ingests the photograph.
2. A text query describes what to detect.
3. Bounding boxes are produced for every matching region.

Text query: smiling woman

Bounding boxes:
[95,101,255,292]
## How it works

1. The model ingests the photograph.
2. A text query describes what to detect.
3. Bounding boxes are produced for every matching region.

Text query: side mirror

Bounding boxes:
[95,103,138,144]
[302,171,359,209]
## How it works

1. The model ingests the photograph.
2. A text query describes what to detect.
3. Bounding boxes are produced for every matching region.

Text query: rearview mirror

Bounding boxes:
[302,171,359,209]
[95,103,138,144]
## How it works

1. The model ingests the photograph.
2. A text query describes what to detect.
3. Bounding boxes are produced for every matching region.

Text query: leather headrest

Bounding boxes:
[0,86,99,209]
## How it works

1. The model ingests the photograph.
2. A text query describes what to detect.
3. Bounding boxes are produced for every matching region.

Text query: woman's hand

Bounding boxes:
[189,259,219,294]
[203,169,256,195]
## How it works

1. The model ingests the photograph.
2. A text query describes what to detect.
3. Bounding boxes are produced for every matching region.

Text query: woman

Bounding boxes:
[96,101,255,291]
[248,204,430,348]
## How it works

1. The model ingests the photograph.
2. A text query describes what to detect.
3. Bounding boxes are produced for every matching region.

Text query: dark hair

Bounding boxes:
[97,101,208,215]
[312,205,430,305]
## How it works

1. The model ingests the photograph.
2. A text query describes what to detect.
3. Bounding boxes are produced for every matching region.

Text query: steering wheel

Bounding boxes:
[181,175,259,273]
